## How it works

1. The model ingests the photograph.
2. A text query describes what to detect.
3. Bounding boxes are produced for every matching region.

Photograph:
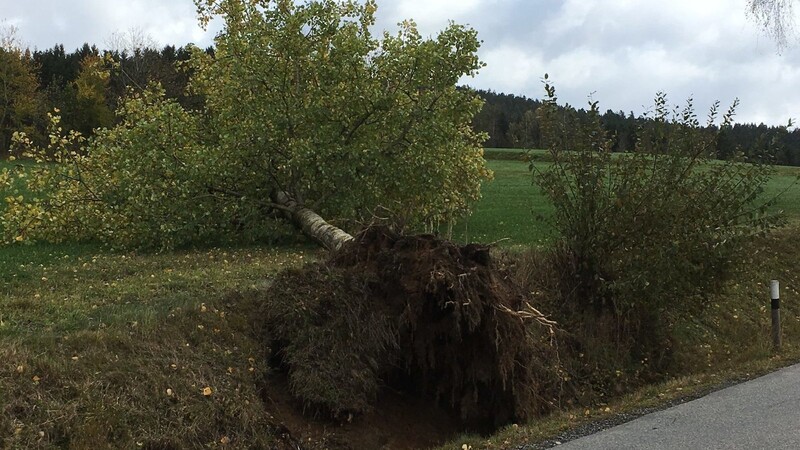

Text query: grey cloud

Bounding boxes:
[3,0,799,124]
[3,0,214,51]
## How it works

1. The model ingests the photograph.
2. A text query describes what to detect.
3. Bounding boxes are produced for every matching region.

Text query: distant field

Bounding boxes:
[450,159,555,246]
[765,166,800,216]
[452,153,800,247]
[482,147,548,162]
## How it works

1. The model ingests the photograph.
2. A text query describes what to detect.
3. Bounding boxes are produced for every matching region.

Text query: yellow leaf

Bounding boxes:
[202,386,213,396]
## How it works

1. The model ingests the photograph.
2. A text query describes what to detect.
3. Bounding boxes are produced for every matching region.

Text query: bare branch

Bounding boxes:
[104,26,159,54]
[0,19,21,51]
[748,0,796,51]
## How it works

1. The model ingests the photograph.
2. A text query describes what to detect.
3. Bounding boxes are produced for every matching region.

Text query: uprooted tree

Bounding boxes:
[0,0,566,431]
[2,0,490,250]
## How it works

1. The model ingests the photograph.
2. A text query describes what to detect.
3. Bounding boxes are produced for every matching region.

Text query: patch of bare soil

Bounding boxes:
[260,372,462,449]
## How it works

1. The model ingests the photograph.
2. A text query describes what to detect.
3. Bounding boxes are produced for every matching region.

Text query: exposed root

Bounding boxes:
[258,227,565,432]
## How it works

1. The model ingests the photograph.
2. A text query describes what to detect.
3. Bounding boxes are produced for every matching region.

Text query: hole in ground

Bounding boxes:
[259,372,465,450]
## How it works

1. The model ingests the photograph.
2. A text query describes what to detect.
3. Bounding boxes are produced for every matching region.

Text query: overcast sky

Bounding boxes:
[3,0,799,125]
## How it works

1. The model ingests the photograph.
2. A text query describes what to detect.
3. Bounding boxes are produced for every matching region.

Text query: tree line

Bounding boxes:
[472,88,800,166]
[0,40,211,156]
[2,37,799,167]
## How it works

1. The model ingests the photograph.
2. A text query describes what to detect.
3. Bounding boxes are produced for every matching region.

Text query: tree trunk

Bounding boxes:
[271,191,353,251]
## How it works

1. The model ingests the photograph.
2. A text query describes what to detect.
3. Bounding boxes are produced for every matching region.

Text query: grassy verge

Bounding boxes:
[1,243,316,448]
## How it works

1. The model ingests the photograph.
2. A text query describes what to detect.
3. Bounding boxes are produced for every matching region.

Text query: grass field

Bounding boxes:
[1,154,800,448]
[451,159,555,246]
[451,155,800,247]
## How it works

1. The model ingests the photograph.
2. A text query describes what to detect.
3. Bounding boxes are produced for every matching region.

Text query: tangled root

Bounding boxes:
[261,227,564,431]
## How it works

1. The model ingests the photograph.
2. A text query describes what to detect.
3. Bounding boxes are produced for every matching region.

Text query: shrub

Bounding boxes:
[533,77,779,372]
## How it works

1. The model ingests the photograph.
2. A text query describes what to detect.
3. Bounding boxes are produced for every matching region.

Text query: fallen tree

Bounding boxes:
[0,0,566,434]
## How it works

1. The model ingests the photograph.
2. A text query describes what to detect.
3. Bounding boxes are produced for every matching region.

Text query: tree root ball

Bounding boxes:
[260,227,564,431]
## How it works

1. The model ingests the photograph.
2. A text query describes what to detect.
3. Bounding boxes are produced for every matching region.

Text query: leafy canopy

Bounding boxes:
[2,0,490,249]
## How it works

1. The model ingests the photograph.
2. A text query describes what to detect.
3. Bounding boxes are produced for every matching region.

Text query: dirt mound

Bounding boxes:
[260,227,564,432]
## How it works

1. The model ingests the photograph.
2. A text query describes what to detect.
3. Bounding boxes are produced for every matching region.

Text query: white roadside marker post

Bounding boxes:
[771,280,782,350]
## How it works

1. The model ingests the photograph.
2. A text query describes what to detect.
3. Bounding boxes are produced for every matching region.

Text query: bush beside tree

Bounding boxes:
[533,76,780,378]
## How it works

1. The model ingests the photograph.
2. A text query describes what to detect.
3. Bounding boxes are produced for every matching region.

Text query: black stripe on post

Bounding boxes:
[771,280,782,350]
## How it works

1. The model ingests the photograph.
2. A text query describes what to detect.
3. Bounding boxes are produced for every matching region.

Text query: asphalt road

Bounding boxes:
[556,363,800,449]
